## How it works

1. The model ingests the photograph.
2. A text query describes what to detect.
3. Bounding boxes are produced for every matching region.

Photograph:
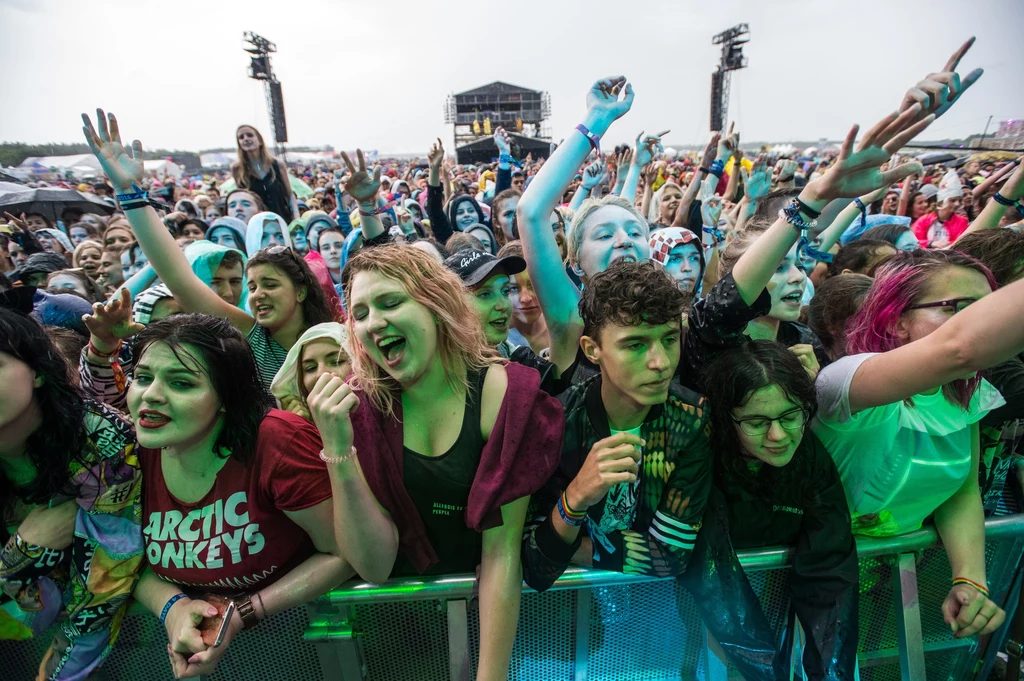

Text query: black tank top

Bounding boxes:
[248,160,294,223]
[392,371,486,577]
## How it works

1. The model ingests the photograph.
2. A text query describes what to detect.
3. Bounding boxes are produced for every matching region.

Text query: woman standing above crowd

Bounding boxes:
[81,110,335,388]
[231,125,298,223]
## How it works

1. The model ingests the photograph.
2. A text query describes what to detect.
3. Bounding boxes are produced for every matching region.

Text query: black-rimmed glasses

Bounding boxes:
[906,297,977,314]
[731,407,807,437]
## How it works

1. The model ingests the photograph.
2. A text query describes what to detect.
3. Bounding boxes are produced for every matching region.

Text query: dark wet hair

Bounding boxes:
[133,313,274,465]
[0,308,87,509]
[953,229,1024,286]
[860,223,914,248]
[247,247,334,327]
[702,339,819,506]
[580,259,686,340]
[806,273,873,360]
[827,239,896,278]
[446,232,484,253]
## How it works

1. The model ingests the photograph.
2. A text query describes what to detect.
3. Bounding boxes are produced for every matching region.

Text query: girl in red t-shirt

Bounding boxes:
[125,314,352,679]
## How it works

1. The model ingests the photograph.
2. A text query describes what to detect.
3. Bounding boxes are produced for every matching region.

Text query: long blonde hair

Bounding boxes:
[231,125,277,188]
[341,244,501,417]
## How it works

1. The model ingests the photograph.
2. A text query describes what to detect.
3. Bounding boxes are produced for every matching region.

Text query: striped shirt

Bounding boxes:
[248,323,289,390]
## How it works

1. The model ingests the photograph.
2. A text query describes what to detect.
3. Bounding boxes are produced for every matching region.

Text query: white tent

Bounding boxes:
[144,159,182,179]
[18,154,104,176]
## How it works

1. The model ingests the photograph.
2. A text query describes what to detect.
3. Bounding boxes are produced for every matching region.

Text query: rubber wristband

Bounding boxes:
[575,124,600,153]
[992,192,1015,207]
[160,593,188,625]
[795,197,822,219]
[557,494,585,527]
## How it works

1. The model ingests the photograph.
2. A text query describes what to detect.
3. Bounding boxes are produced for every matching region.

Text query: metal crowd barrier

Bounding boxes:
[1,515,1021,680]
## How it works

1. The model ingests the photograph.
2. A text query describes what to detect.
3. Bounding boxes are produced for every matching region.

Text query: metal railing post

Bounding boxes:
[447,599,471,681]
[573,589,591,681]
[892,552,927,681]
[303,602,365,680]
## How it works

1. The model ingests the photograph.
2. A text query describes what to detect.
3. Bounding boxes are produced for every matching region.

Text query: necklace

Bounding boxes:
[169,450,221,478]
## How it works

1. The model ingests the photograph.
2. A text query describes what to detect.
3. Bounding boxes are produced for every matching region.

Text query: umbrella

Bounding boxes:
[216,174,314,199]
[915,151,958,166]
[0,186,115,221]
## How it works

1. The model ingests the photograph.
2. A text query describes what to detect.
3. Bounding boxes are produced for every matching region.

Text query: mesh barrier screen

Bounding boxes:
[0,533,1019,680]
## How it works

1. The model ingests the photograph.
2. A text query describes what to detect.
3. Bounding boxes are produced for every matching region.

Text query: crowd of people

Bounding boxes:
[1,37,1023,681]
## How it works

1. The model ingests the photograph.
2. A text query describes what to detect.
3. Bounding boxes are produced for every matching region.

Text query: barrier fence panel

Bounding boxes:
[1,515,1021,681]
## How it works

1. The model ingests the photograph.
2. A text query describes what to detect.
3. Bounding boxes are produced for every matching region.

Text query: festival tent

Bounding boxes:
[17,154,104,178]
[144,159,183,179]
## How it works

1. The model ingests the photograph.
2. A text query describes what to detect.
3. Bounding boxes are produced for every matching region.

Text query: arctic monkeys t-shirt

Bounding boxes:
[141,409,332,593]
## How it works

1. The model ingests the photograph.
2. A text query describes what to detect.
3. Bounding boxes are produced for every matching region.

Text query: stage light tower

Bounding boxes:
[243,31,288,159]
[710,24,750,132]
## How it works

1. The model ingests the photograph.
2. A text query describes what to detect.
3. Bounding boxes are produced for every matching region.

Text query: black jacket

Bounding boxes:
[719,433,859,680]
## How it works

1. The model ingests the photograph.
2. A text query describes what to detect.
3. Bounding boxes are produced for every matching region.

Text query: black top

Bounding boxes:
[718,433,859,679]
[246,159,294,223]
[392,371,485,577]
[980,354,1024,516]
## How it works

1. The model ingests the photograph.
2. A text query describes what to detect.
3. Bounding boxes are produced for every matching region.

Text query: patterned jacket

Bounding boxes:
[521,374,713,590]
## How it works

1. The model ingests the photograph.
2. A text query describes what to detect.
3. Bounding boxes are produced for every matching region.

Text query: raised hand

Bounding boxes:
[2,212,30,233]
[81,109,143,193]
[83,287,145,353]
[581,161,606,191]
[634,129,670,168]
[773,159,798,185]
[585,76,635,128]
[493,126,511,156]
[806,103,934,204]
[699,174,723,227]
[616,147,634,178]
[997,157,1024,201]
[716,122,739,163]
[700,131,721,169]
[340,150,382,205]
[427,138,444,171]
[643,163,660,187]
[742,155,771,201]
[901,37,983,121]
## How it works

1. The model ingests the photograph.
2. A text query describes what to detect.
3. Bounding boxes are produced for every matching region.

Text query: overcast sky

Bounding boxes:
[2,0,1022,155]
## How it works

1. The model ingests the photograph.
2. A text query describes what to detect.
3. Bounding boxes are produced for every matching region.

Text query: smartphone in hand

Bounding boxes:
[198,594,236,648]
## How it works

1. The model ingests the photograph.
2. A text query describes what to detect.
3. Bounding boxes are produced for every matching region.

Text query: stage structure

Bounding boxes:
[445,82,552,164]
[710,23,750,132]
[244,31,288,159]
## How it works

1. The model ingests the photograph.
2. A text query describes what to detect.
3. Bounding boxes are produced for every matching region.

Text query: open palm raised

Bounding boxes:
[82,109,143,192]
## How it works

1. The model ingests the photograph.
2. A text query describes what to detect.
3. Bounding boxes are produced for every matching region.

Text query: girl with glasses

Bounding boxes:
[703,339,858,679]
[811,248,1024,640]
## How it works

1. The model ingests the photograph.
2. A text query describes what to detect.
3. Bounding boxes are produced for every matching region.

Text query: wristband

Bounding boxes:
[781,200,818,232]
[120,200,150,211]
[992,192,1015,207]
[499,154,522,168]
[115,182,147,204]
[160,593,188,626]
[702,226,726,244]
[557,492,585,527]
[89,339,123,358]
[795,197,822,219]
[320,447,357,465]
[358,205,388,217]
[708,159,725,178]
[575,124,600,153]
[952,577,989,597]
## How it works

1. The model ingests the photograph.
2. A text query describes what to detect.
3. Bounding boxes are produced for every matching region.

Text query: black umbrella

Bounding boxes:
[0,186,115,221]
[915,151,958,166]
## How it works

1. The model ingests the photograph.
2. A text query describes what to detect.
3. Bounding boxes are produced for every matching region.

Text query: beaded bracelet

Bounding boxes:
[160,593,188,625]
[952,577,989,597]
[320,447,357,465]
